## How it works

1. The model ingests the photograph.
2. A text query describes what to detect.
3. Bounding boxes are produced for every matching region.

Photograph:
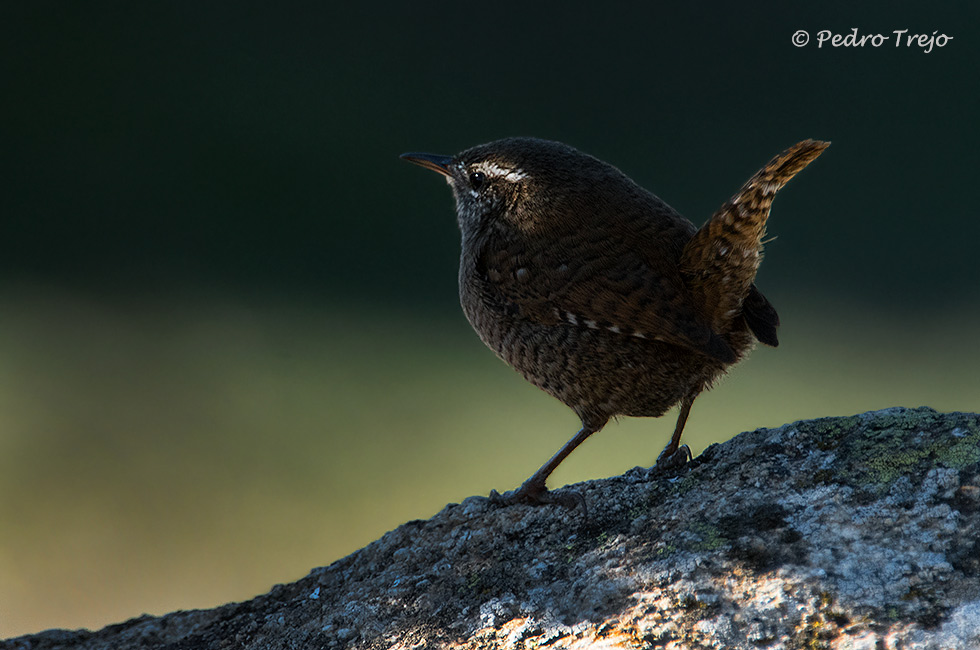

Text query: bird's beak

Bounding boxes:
[400,152,454,177]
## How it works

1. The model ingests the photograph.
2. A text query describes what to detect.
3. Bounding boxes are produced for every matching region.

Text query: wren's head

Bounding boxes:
[401,137,631,241]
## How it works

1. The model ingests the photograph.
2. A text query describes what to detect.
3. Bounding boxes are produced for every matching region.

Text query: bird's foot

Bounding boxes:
[650,443,693,476]
[489,479,586,513]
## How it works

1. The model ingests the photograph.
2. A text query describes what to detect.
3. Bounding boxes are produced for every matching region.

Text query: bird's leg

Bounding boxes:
[490,422,601,510]
[653,396,695,472]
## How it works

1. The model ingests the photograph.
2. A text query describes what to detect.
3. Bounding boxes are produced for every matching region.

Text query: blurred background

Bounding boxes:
[1,2,978,638]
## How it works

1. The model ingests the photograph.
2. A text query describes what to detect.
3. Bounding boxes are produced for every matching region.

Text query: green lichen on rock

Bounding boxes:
[669,472,703,497]
[864,448,929,485]
[796,407,980,491]
[687,521,727,552]
[932,424,980,468]
[654,542,677,558]
[809,414,861,451]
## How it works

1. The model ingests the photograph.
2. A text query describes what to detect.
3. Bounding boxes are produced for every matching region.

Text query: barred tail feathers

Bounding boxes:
[680,139,829,333]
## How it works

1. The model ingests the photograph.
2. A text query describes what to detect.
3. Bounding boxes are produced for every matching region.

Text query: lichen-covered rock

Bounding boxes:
[5,407,980,650]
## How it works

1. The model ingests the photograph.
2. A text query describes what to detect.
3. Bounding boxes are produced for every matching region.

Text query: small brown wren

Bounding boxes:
[401,137,828,507]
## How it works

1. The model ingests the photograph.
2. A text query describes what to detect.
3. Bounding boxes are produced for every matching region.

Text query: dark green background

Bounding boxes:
[3,3,978,308]
[1,2,977,638]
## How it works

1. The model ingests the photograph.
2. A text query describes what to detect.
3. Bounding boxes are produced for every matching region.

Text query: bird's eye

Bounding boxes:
[468,171,487,190]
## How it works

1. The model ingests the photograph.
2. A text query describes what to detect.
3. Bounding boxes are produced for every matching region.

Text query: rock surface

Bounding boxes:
[5,407,980,649]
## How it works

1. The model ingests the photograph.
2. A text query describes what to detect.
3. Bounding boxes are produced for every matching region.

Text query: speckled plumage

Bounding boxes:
[402,137,828,506]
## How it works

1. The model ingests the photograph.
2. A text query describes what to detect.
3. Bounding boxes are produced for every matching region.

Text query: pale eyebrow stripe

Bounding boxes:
[473,161,527,183]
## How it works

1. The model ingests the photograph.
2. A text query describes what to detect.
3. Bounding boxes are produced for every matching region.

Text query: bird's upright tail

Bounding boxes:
[680,139,830,333]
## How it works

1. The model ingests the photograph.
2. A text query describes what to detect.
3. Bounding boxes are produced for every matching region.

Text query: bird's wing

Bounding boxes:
[742,284,779,347]
[477,233,736,363]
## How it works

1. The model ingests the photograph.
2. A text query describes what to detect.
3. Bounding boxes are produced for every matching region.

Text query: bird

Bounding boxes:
[400,137,828,507]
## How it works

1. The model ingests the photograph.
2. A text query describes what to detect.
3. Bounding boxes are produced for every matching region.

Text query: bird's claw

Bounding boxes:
[489,481,587,515]
[651,443,693,475]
